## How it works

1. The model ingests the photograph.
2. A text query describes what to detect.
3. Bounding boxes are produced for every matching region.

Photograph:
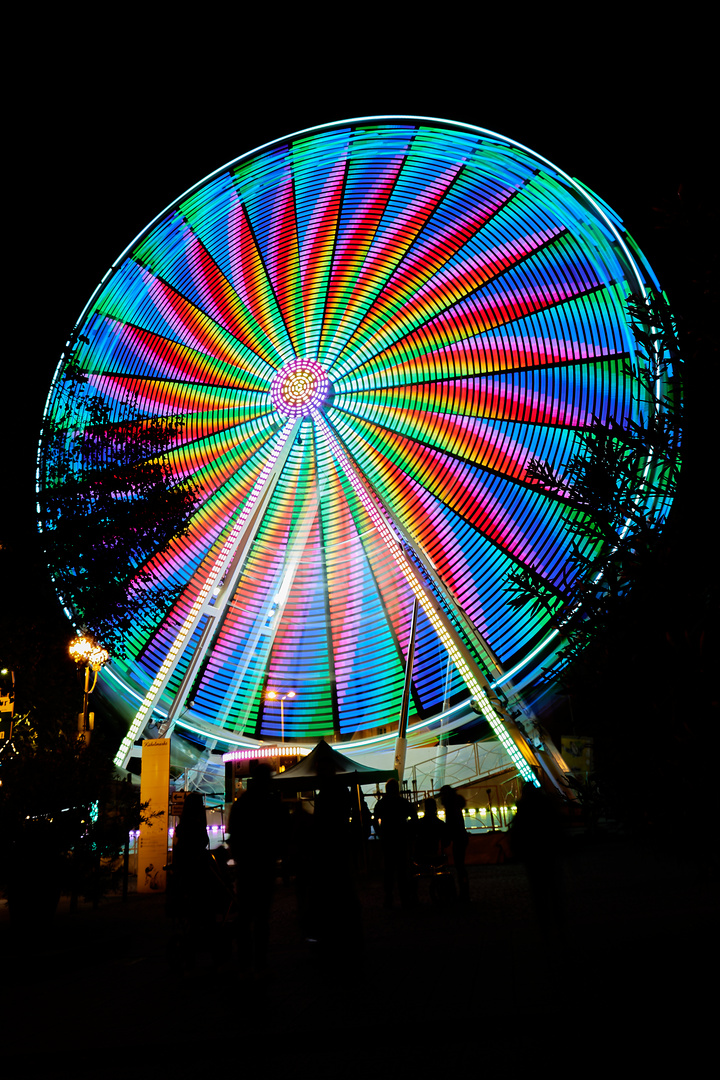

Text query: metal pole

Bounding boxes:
[487,789,495,831]
[82,664,90,736]
[394,597,419,784]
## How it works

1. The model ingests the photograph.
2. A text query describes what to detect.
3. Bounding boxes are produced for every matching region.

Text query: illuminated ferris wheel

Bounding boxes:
[37,118,679,781]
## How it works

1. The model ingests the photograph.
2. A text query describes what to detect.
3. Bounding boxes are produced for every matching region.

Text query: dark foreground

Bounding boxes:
[1,834,714,1075]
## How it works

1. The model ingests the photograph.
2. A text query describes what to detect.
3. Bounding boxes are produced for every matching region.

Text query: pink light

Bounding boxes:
[271,359,331,417]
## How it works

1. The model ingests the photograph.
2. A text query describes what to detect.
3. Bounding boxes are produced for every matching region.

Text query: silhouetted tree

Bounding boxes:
[504,288,683,684]
[38,360,199,657]
[0,706,158,908]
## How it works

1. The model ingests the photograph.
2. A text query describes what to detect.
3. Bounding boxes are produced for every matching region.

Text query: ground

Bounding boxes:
[1,833,713,1075]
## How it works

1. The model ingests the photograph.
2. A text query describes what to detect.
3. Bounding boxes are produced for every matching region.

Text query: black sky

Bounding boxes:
[6,16,714,571]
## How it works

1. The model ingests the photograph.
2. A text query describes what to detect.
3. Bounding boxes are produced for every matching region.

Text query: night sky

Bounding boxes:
[5,16,714,631]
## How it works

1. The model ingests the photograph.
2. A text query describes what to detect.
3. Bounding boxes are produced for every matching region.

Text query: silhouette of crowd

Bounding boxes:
[167,766,564,970]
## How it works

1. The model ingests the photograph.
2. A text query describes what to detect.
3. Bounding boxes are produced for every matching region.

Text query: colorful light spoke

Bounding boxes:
[38,118,678,749]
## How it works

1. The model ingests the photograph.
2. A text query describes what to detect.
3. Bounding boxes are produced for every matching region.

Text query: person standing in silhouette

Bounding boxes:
[171,792,216,964]
[373,778,417,908]
[414,797,451,904]
[228,762,283,969]
[414,798,448,867]
[440,785,470,902]
[510,781,565,933]
[309,775,363,957]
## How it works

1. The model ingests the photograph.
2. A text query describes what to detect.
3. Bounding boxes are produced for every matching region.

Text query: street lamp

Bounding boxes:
[265,689,296,743]
[69,635,109,744]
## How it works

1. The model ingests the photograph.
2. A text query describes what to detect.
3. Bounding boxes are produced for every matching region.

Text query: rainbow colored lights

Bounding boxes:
[38,118,679,751]
[271,359,331,417]
[314,409,540,784]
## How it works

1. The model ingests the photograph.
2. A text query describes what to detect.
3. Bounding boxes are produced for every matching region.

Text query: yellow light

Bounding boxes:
[69,636,93,663]
[69,635,108,669]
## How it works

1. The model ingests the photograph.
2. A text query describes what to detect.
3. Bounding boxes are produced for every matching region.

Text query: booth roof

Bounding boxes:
[272,738,396,787]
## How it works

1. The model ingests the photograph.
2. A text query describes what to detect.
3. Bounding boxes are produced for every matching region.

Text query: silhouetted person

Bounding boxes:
[440,785,469,902]
[174,792,210,859]
[4,818,63,931]
[415,798,448,866]
[414,798,452,904]
[228,763,283,969]
[308,776,363,957]
[352,795,373,842]
[373,778,417,907]
[509,781,564,934]
[171,792,215,961]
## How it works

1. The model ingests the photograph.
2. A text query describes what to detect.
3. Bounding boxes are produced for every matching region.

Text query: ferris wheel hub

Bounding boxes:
[270,358,332,418]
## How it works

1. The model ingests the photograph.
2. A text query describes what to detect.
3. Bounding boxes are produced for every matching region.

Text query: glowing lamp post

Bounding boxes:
[265,690,296,743]
[69,635,109,743]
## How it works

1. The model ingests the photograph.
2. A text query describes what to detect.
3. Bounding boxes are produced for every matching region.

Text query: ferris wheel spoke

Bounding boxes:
[291,158,347,360]
[113,417,300,767]
[322,163,577,378]
[320,157,471,370]
[134,205,292,369]
[129,420,299,667]
[221,199,299,362]
[314,411,555,788]
[329,409,567,571]
[318,154,407,363]
[99,320,276,393]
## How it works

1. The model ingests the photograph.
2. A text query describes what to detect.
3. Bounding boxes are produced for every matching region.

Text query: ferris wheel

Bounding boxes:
[37,118,679,781]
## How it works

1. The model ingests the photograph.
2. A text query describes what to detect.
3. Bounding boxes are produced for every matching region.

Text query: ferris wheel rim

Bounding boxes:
[38,115,655,414]
[37,117,680,751]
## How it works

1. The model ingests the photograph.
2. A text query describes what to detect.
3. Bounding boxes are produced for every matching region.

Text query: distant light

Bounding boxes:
[223,744,309,762]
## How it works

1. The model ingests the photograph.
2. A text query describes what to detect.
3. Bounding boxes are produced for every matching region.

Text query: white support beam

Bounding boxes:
[316,412,571,794]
